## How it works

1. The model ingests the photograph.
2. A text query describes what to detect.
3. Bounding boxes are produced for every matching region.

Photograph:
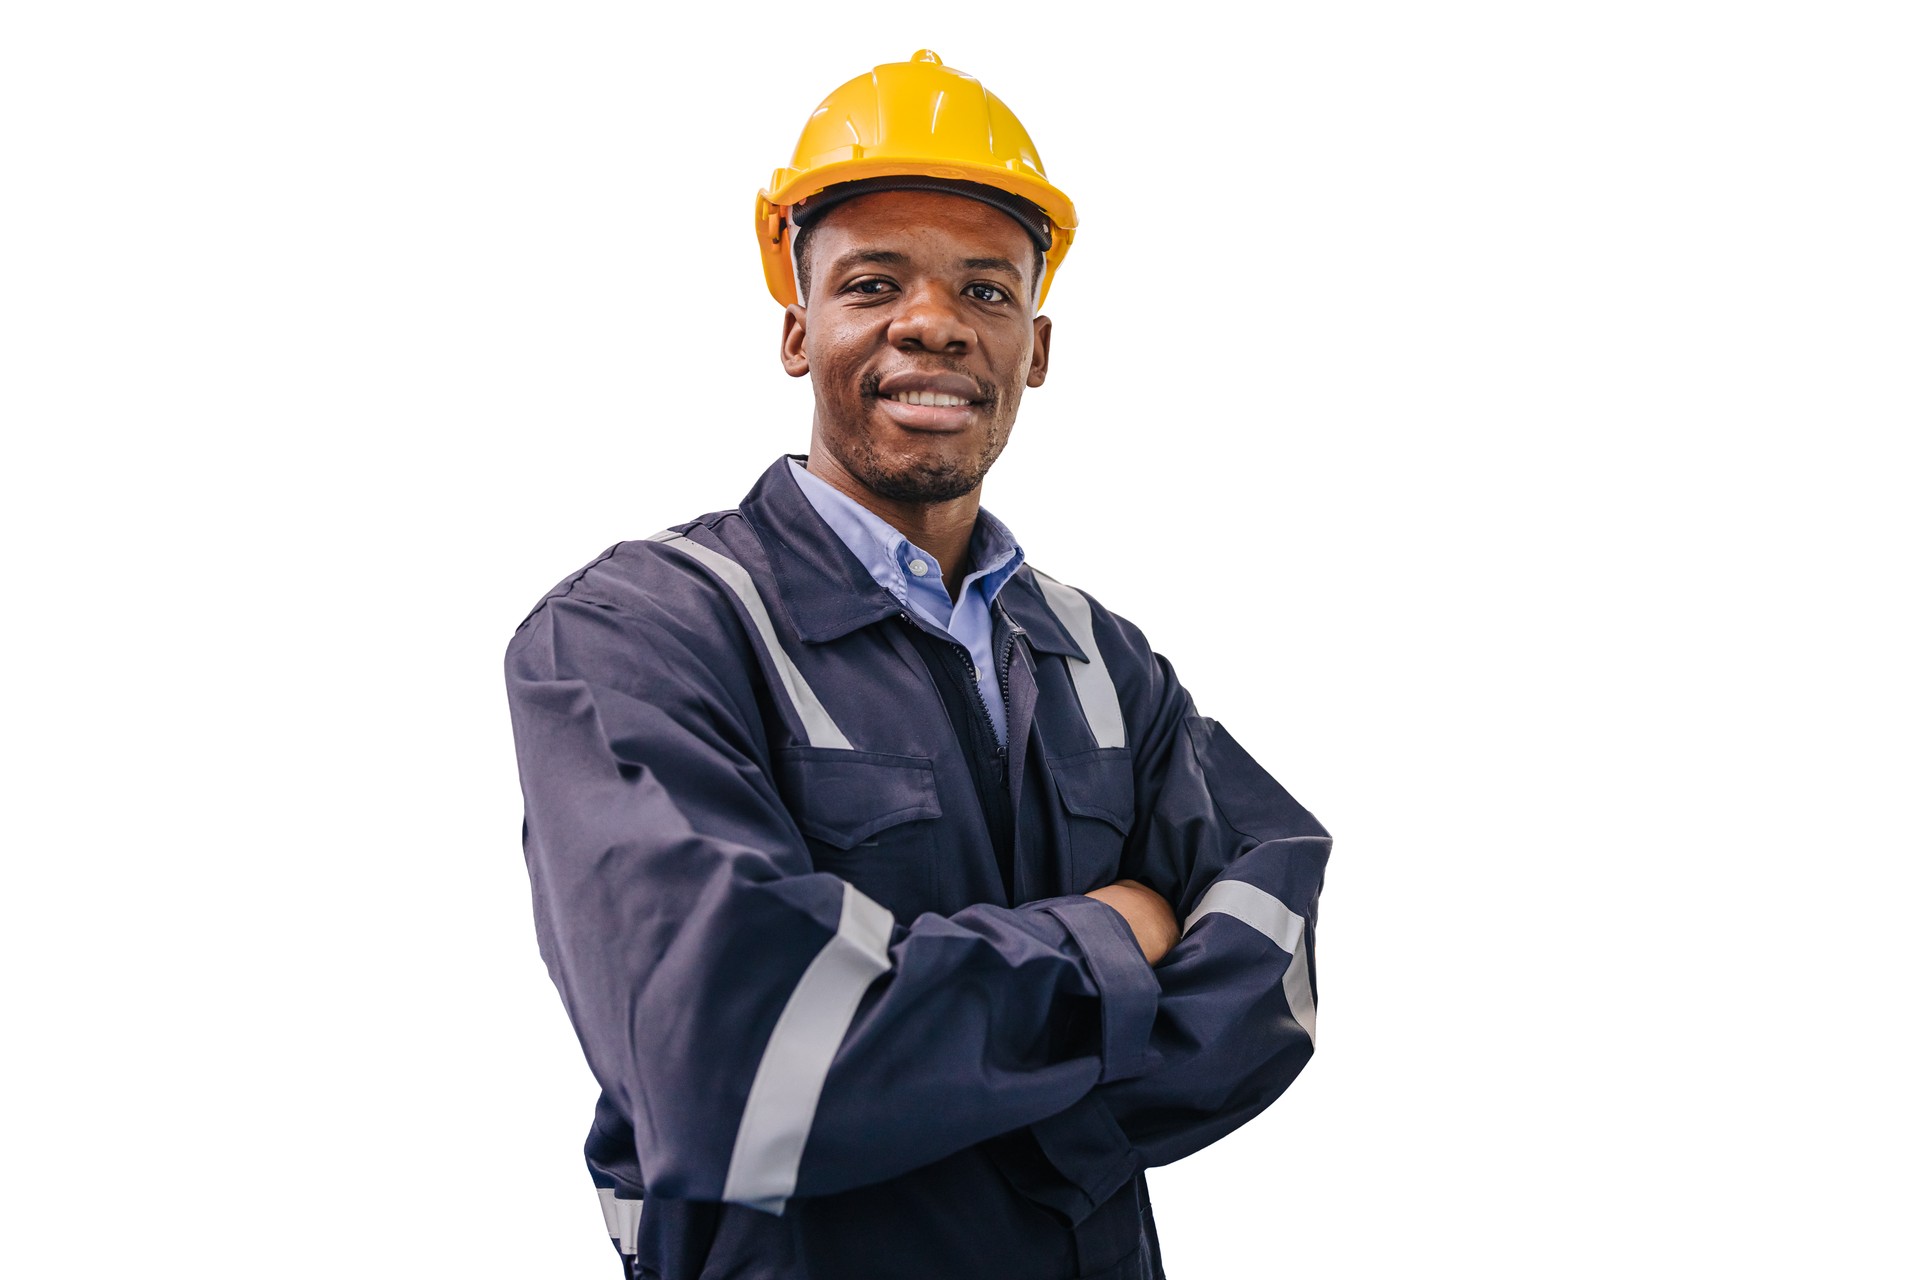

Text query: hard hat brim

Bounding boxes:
[790,176,1054,253]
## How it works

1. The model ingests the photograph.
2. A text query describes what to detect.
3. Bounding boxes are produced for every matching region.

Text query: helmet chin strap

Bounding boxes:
[788,218,805,309]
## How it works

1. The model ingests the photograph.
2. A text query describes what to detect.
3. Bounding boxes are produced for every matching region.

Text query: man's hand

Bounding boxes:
[1085,879,1179,966]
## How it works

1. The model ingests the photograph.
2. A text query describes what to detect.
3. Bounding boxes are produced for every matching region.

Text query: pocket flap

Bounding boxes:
[774,747,943,850]
[1047,747,1135,834]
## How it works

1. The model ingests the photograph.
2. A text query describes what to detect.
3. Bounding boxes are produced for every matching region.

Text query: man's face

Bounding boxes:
[781,190,1052,505]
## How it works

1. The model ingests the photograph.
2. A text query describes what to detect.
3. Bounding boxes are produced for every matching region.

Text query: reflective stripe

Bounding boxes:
[650,530,853,749]
[1031,569,1126,749]
[595,1187,642,1258]
[722,882,895,1215]
[1183,879,1317,1044]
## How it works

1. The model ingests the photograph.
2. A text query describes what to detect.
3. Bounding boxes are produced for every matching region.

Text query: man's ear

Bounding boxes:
[780,304,809,378]
[1025,314,1052,388]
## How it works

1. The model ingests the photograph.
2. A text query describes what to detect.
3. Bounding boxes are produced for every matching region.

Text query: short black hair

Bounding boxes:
[793,221,1046,308]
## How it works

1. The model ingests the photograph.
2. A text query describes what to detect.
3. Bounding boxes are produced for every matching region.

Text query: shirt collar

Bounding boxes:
[785,456,1025,612]
[737,454,1083,654]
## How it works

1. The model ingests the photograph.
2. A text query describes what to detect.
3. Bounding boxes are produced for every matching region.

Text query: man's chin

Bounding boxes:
[824,414,1006,505]
[861,459,985,504]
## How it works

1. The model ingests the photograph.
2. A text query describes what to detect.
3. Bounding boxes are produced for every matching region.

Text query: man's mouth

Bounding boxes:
[883,389,976,408]
[864,372,993,433]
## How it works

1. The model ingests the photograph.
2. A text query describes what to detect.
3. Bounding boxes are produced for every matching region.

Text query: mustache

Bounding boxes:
[860,368,997,410]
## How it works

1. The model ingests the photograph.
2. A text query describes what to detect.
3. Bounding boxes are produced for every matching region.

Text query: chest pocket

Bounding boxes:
[1046,747,1135,891]
[774,747,943,919]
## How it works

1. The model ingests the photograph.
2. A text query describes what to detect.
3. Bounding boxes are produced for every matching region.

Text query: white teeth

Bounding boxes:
[889,390,971,407]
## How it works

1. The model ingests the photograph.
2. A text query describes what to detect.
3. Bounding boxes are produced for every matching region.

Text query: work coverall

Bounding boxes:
[504,455,1331,1279]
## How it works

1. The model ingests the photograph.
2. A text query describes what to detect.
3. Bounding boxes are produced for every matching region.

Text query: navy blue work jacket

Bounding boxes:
[504,456,1331,1280]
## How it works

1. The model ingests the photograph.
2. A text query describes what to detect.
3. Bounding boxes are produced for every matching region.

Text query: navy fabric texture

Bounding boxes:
[504,456,1332,1278]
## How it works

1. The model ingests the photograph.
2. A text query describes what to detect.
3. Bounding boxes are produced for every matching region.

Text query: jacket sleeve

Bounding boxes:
[503,563,1160,1216]
[998,601,1331,1225]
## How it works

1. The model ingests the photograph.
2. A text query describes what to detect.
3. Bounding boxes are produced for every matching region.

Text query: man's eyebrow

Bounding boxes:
[963,256,1026,280]
[828,249,911,275]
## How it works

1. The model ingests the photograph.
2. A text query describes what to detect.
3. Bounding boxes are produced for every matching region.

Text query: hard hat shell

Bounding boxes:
[756,50,1078,309]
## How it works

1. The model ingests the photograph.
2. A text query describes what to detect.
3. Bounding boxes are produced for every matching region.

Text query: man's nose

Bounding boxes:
[888,284,975,353]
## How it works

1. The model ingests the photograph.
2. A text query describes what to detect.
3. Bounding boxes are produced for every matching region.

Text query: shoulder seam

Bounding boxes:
[508,506,744,637]
[511,540,629,636]
[553,541,628,603]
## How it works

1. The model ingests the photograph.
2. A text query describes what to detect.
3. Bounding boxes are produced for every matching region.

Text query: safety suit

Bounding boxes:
[503,455,1331,1279]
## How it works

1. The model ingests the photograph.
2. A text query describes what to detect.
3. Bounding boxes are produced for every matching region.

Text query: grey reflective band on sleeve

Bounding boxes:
[1030,570,1127,749]
[1183,878,1317,1044]
[650,531,853,749]
[595,1187,642,1258]
[722,882,896,1215]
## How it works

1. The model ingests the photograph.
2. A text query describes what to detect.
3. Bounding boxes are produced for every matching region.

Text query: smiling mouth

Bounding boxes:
[883,390,976,408]
[863,371,995,408]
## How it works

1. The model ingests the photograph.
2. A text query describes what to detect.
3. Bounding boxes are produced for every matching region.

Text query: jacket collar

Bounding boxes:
[995,568,1086,660]
[738,454,1087,659]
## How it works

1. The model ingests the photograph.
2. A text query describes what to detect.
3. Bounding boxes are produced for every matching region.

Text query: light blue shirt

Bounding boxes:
[787,457,1026,745]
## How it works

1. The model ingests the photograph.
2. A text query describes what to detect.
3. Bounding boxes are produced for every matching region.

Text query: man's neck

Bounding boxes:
[799,450,978,601]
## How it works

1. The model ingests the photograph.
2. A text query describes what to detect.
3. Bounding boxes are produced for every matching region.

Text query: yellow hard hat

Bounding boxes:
[756,50,1078,310]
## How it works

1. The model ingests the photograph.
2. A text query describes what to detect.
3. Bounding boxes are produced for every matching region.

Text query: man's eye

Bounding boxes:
[847,278,894,295]
[967,283,1010,303]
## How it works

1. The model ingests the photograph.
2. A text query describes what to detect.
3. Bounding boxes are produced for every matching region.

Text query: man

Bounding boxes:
[505,50,1330,1280]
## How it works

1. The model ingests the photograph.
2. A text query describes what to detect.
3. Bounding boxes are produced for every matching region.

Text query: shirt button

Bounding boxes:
[907,558,929,577]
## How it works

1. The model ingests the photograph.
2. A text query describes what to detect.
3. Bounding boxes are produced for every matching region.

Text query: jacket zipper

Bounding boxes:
[994,601,1025,763]
[896,608,1013,779]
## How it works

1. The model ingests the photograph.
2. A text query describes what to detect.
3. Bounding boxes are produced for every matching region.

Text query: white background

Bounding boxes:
[5,2,1915,1276]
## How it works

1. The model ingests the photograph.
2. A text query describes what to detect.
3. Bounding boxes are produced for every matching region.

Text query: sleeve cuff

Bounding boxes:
[987,1091,1138,1226]
[1036,1091,1139,1222]
[1042,897,1159,1083]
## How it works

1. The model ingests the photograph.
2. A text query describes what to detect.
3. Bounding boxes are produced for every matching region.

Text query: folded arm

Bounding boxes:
[997,604,1332,1223]
[505,585,1161,1215]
